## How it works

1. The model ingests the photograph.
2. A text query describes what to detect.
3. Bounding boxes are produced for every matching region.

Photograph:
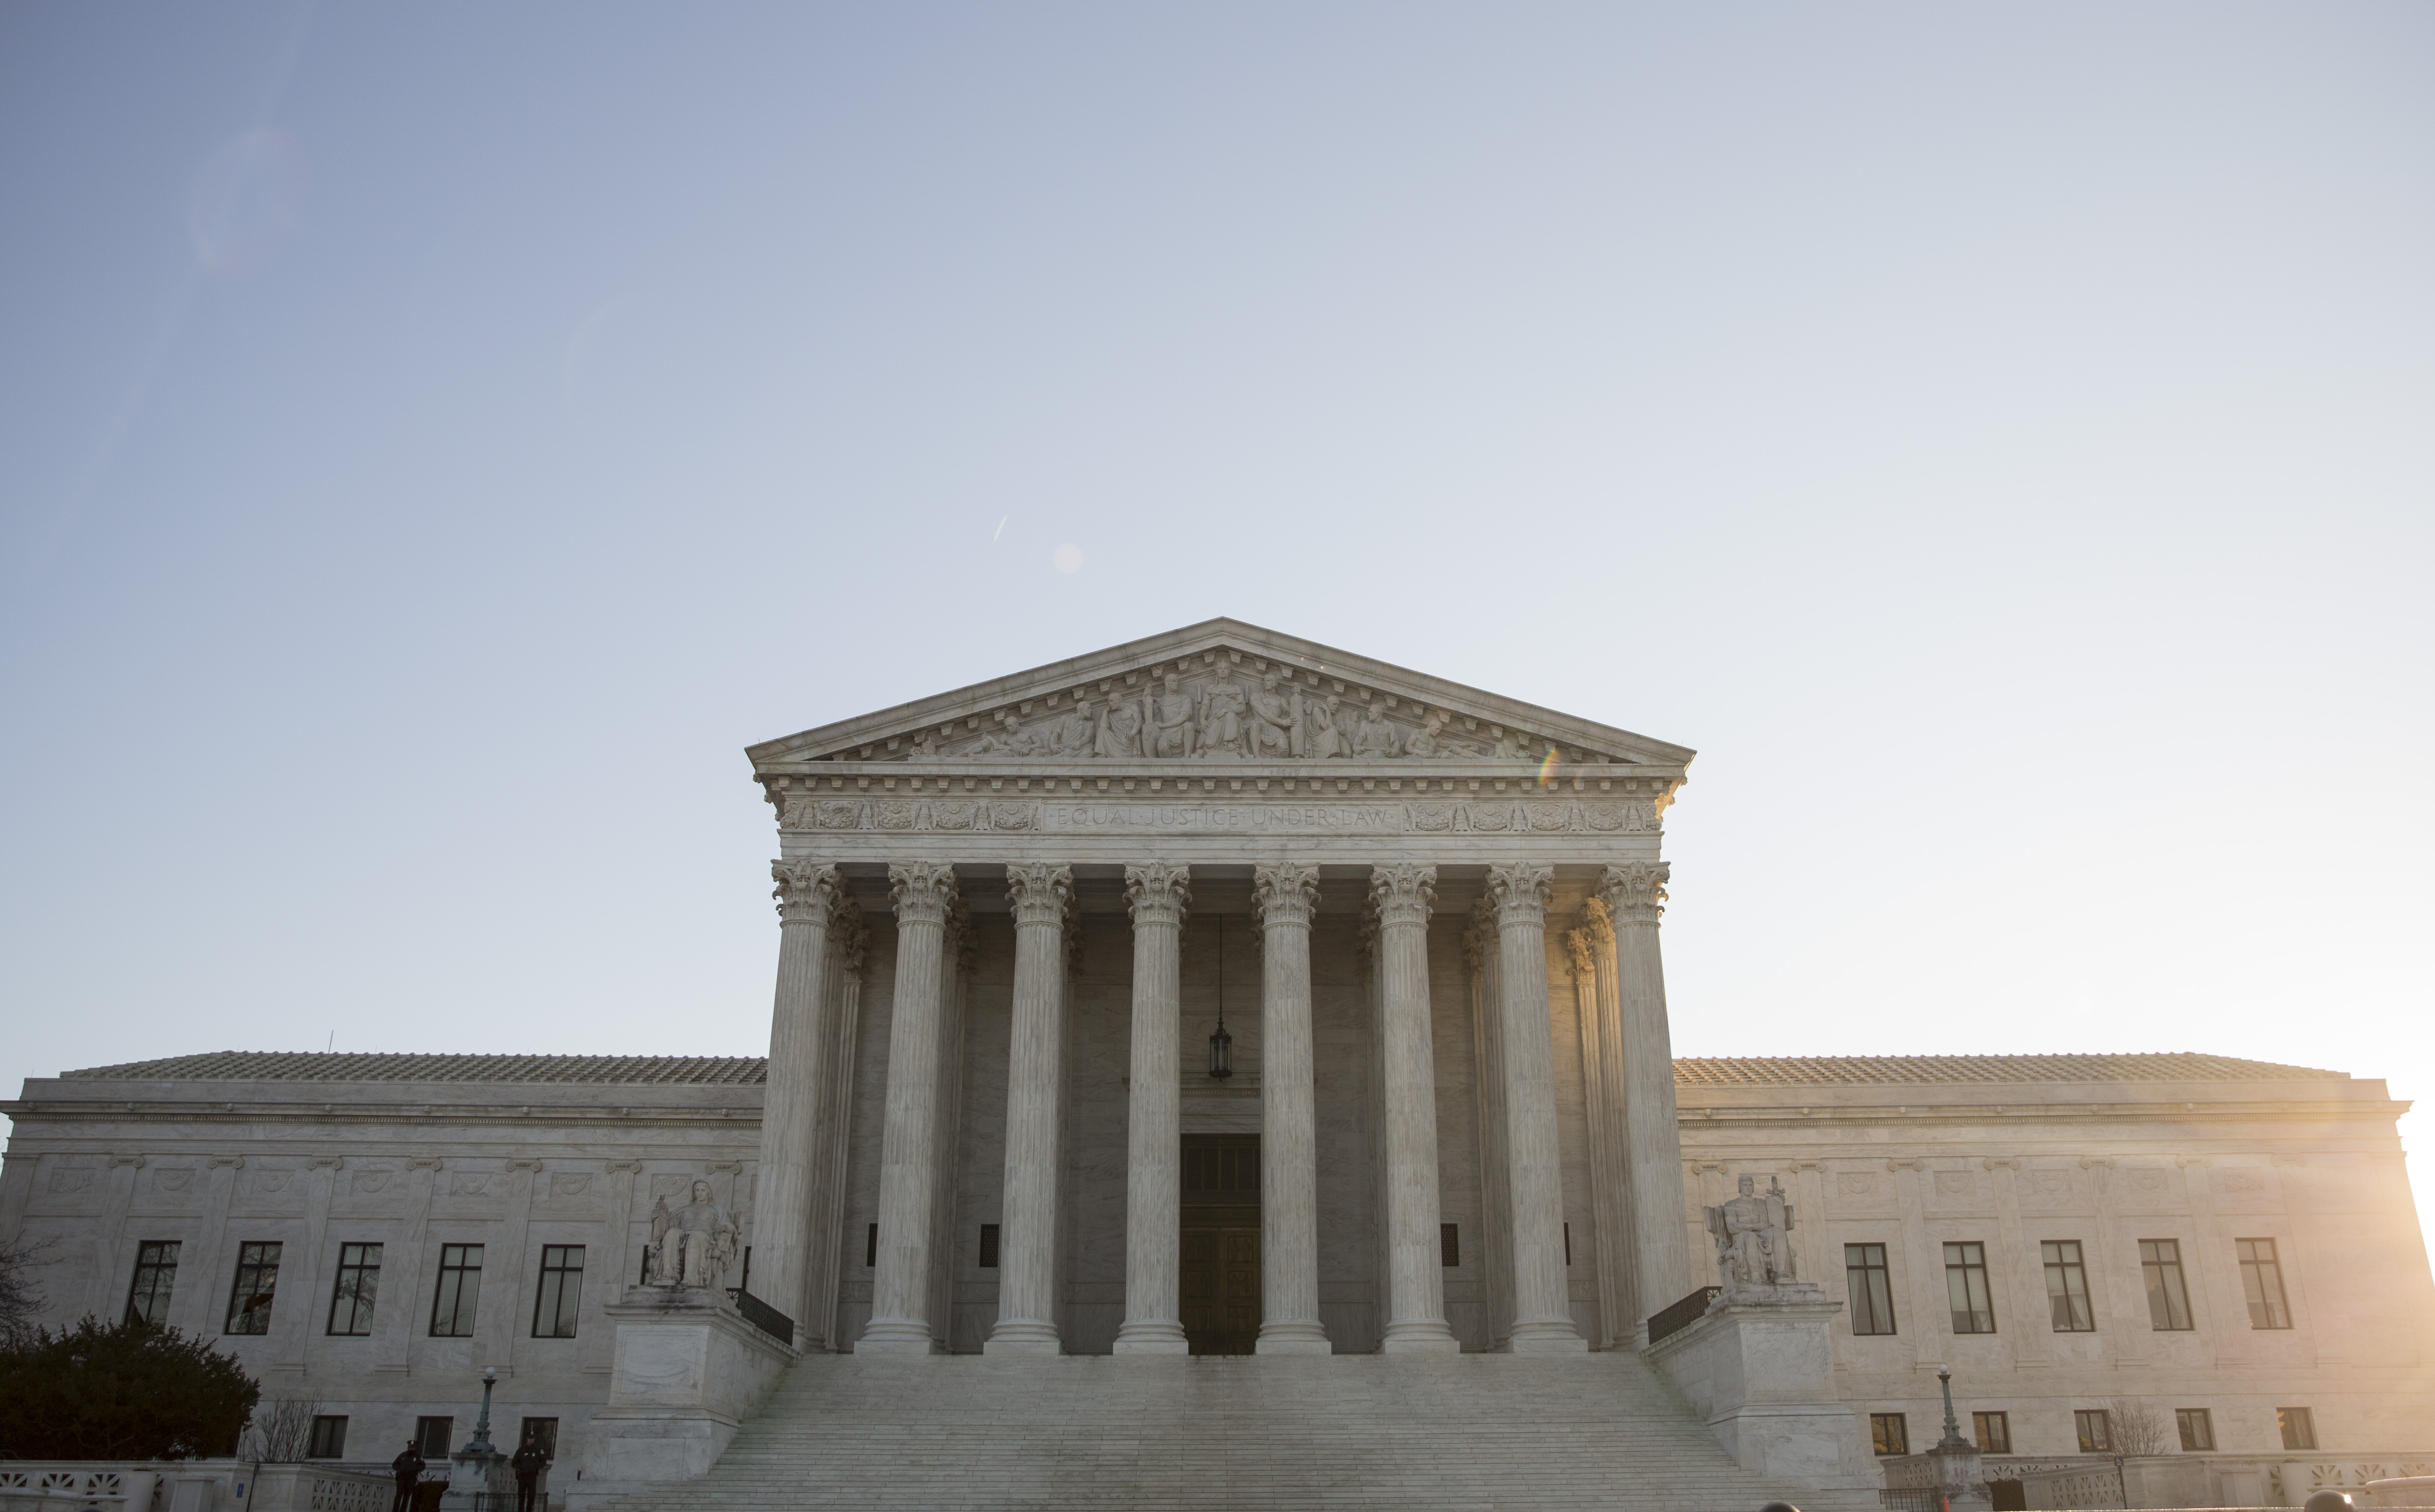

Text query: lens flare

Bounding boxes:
[1538,748,1561,787]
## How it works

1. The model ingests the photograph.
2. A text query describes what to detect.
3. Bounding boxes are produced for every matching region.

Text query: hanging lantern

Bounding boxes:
[1210,915,1234,1079]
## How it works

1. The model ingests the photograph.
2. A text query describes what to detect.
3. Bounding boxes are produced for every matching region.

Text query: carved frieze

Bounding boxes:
[778,795,1662,837]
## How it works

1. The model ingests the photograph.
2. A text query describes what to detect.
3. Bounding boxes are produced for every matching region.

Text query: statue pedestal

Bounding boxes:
[438,1448,508,1511]
[564,1286,796,1510]
[1644,1282,1876,1494]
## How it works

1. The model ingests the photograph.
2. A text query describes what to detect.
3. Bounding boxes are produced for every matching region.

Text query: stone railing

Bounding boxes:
[1884,1451,2435,1510]
[0,1463,396,1512]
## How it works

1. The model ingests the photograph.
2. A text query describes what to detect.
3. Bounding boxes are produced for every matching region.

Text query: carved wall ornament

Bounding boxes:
[2220,1170,2267,1193]
[1934,1171,1976,1195]
[46,1169,93,1195]
[2128,1169,2168,1193]
[551,1172,593,1198]
[406,1157,444,1172]
[152,1169,196,1193]
[449,1173,491,1196]
[1838,1172,1878,1197]
[351,1171,395,1194]
[1563,930,1595,977]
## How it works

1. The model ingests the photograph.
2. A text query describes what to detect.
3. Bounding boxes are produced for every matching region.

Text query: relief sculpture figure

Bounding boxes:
[1352,703,1402,758]
[971,709,1050,759]
[1406,708,1487,759]
[1149,672,1195,759]
[1042,700,1098,758]
[1247,675,1299,759]
[646,1179,741,1291]
[1094,696,1146,758]
[1304,695,1346,758]
[1705,1174,1796,1290]
[1198,678,1250,757]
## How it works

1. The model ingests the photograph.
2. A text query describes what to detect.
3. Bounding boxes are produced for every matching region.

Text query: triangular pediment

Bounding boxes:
[748,621,1694,775]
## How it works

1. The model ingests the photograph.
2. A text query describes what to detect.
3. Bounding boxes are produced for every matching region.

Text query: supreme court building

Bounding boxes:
[5,621,2432,1512]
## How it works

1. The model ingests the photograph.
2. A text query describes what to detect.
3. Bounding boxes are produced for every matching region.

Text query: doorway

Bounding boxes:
[1179,1134,1260,1356]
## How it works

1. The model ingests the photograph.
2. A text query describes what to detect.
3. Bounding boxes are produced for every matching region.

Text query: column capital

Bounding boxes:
[1579,895,1617,947]
[1368,863,1437,930]
[831,900,870,972]
[772,859,842,927]
[1597,862,1670,926]
[1562,928,1596,978]
[1253,862,1320,928]
[1485,861,1555,930]
[1460,927,1486,980]
[1005,863,1074,925]
[1124,862,1192,927]
[888,861,959,926]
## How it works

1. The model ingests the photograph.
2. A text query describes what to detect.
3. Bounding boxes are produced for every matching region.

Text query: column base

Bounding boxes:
[1378,1320,1462,1354]
[1111,1320,1189,1354]
[1501,1320,1589,1355]
[854,1319,936,1356]
[1255,1321,1332,1355]
[982,1320,1062,1356]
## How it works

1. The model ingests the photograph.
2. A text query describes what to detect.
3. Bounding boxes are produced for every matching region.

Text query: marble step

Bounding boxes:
[585,1351,1879,1512]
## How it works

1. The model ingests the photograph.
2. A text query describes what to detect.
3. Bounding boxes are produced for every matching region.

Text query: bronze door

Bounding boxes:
[1180,1133,1260,1356]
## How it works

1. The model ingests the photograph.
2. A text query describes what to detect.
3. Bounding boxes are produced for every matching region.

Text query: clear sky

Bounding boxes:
[3,6,2430,1235]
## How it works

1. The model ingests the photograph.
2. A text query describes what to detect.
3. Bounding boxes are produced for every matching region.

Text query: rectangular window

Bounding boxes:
[2041,1240,2094,1332]
[429,1244,483,1337]
[415,1417,453,1459]
[1945,1241,1995,1334]
[2176,1408,2216,1451]
[1563,1222,1572,1267]
[738,1246,750,1295]
[2278,1407,2316,1451]
[326,1242,382,1336]
[2238,1238,2292,1329]
[1973,1412,2011,1454]
[531,1245,583,1339]
[866,1223,878,1268]
[225,1241,282,1335]
[2076,1409,2113,1453]
[518,1418,558,1461]
[978,1224,1000,1269]
[307,1416,348,1459]
[2140,1239,2194,1330]
[1845,1243,1897,1336]
[124,1240,180,1327]
[1870,1413,1910,1456]
[1440,1223,1460,1268]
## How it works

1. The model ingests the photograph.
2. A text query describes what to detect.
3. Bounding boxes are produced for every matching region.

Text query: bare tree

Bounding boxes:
[2102,1397,2174,1458]
[0,1236,58,1345]
[240,1397,322,1462]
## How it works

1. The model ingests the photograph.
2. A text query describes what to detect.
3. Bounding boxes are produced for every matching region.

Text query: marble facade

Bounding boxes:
[3,621,2431,1503]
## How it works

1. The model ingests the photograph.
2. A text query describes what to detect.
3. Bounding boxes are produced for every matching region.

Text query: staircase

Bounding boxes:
[595,1350,1877,1512]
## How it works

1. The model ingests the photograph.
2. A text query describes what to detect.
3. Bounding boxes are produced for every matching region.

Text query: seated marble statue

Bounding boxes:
[1352,703,1403,759]
[646,1179,740,1291]
[1705,1174,1796,1290]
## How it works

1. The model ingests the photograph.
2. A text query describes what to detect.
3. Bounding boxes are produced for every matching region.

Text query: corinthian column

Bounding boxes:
[1573,902,1633,1347]
[755,858,841,1345]
[986,863,1072,1356]
[1485,862,1587,1353]
[1602,862,1691,1332]
[1254,862,1329,1354]
[1373,864,1459,1354]
[858,861,958,1356]
[1114,863,1191,1354]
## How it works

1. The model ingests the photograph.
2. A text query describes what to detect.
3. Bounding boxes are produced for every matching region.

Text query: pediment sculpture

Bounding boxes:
[645,1179,740,1291]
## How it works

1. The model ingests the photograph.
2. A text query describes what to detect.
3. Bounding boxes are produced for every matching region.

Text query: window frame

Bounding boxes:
[978,1224,1000,1270]
[429,1243,484,1338]
[306,1416,349,1460]
[1869,1413,1910,1456]
[124,1240,180,1327]
[415,1417,453,1459]
[2237,1237,2293,1330]
[325,1242,383,1337]
[1845,1243,1898,1336]
[2075,1409,2113,1453]
[1944,1240,1996,1335]
[2041,1240,2095,1332]
[2140,1238,2195,1331]
[1973,1411,2012,1454]
[531,1245,584,1339]
[2176,1408,2216,1452]
[224,1241,283,1336]
[1440,1223,1460,1269]
[2278,1407,2316,1451]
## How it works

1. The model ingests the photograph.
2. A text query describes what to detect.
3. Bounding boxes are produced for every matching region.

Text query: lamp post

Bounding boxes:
[1209,916,1233,1079]
[467,1366,498,1456]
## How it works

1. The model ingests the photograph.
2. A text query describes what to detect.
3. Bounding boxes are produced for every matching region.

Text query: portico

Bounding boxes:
[743,620,1699,1357]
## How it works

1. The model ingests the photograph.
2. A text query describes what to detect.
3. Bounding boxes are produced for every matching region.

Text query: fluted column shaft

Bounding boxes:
[1577,903,1637,1346]
[858,862,958,1355]
[1374,865,1459,1353]
[987,864,1072,1355]
[1604,862,1691,1333]
[1486,862,1588,1353]
[1115,863,1191,1353]
[1254,862,1329,1354]
[755,859,840,1345]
